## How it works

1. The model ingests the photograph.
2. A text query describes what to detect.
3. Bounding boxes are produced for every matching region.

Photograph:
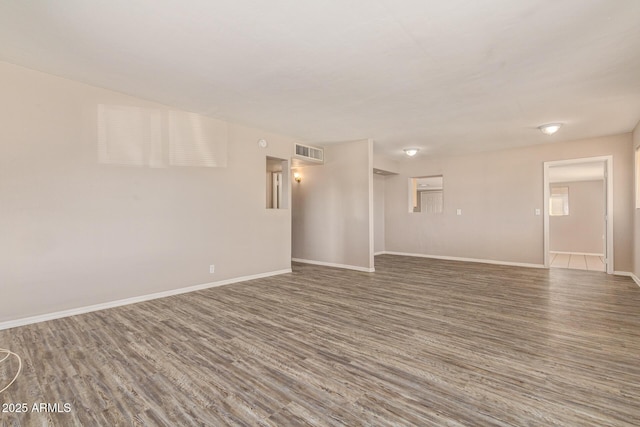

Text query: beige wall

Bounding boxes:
[550,181,604,254]
[0,62,298,323]
[374,174,385,253]
[385,133,634,271]
[291,139,373,270]
[634,120,640,278]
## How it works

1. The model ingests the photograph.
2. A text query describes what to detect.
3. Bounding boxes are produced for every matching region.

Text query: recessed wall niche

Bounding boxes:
[266,157,289,209]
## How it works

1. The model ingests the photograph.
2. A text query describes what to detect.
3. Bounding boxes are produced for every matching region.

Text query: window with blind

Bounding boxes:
[420,190,443,213]
[549,186,569,216]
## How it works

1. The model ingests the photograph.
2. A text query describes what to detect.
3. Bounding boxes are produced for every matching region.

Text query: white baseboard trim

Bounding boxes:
[0,268,292,331]
[374,251,385,256]
[292,258,375,273]
[382,251,545,269]
[550,251,604,257]
[614,271,640,287]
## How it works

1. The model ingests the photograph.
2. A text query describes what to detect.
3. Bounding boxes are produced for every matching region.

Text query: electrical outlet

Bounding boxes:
[456,209,462,216]
[209,265,215,274]
[535,208,541,216]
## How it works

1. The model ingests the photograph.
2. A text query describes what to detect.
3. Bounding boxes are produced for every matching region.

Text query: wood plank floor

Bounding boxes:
[1,255,640,426]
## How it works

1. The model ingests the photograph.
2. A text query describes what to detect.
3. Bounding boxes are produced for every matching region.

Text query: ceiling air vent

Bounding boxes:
[293,143,324,165]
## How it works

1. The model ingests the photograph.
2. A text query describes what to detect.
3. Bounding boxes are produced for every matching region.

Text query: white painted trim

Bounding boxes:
[367,138,375,271]
[543,163,550,268]
[292,258,375,273]
[383,251,545,269]
[544,155,614,167]
[606,157,614,274]
[614,271,640,287]
[543,155,613,274]
[374,251,386,256]
[0,269,292,331]
[550,251,605,257]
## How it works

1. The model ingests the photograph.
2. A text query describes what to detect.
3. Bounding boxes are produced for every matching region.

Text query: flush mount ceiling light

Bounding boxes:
[404,148,419,157]
[538,123,563,135]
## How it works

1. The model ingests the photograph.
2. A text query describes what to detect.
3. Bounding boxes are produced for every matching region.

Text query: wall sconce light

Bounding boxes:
[404,148,419,157]
[293,172,302,183]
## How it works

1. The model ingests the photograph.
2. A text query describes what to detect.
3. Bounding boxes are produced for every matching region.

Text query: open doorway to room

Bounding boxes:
[543,156,613,274]
[266,156,289,209]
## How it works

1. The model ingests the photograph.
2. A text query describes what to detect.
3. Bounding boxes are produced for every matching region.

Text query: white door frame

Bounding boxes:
[543,155,613,274]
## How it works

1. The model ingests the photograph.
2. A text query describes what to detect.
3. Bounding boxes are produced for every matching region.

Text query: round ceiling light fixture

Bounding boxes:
[257,138,268,148]
[404,148,419,157]
[538,123,562,135]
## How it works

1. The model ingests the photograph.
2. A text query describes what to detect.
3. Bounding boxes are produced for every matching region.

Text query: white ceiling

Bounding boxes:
[1,0,639,159]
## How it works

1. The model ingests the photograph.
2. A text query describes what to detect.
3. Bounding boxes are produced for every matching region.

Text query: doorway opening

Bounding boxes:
[266,156,289,209]
[543,156,613,274]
